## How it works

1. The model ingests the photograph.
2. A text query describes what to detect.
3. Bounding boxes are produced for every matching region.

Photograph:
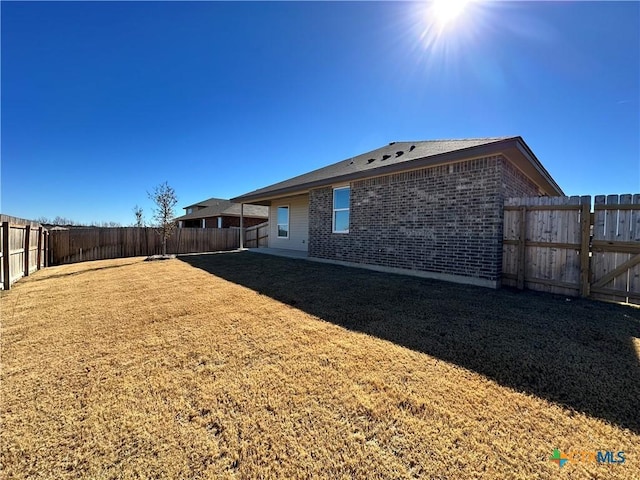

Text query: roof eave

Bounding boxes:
[513,137,564,195]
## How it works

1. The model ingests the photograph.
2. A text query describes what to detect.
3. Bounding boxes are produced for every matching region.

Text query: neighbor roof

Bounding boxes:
[182,197,228,210]
[176,198,268,221]
[232,137,563,203]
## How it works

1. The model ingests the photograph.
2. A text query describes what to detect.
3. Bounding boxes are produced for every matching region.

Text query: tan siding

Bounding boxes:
[269,195,309,251]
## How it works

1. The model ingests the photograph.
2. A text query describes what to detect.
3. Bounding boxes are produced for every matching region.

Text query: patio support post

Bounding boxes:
[240,203,244,249]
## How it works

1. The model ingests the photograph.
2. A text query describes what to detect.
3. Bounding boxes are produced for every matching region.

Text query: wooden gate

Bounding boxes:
[502,194,640,305]
[244,222,269,248]
[590,194,640,304]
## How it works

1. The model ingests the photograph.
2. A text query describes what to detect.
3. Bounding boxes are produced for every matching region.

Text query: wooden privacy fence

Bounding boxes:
[1,221,49,290]
[50,227,241,265]
[503,194,640,305]
[244,222,269,248]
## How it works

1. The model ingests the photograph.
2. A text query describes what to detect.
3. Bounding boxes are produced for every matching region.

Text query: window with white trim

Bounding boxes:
[277,206,289,238]
[333,187,350,233]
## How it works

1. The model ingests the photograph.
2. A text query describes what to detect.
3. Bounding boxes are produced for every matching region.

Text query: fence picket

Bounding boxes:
[592,196,607,301]
[614,195,632,299]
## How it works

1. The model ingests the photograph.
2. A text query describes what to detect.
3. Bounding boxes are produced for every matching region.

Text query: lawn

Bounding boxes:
[1,252,639,479]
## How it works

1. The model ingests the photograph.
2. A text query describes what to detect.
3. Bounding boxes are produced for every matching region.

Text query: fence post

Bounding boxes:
[45,231,50,267]
[517,206,527,290]
[24,225,31,277]
[37,226,43,270]
[2,222,9,290]
[68,228,72,264]
[579,197,592,297]
[47,231,51,266]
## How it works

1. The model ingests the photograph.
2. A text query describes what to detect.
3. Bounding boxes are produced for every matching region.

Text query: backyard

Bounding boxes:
[1,252,639,479]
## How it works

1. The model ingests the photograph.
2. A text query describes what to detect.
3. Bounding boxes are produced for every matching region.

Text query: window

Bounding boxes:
[333,187,350,233]
[277,206,289,238]
[186,207,193,214]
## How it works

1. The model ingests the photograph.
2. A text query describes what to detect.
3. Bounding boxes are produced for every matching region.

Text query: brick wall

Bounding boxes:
[500,158,541,199]
[309,155,541,283]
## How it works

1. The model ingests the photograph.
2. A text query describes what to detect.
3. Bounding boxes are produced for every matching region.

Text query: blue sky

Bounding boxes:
[2,1,638,225]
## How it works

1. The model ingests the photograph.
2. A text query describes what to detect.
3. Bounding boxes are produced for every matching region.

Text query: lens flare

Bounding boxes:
[432,0,471,29]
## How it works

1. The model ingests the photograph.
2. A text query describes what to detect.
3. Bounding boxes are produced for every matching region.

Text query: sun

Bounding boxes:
[432,0,471,29]
[413,0,485,52]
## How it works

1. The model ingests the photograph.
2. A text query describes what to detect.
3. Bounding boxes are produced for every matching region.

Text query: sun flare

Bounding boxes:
[432,0,471,29]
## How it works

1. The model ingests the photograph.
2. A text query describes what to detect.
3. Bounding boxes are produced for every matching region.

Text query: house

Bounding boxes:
[176,198,268,229]
[231,137,563,288]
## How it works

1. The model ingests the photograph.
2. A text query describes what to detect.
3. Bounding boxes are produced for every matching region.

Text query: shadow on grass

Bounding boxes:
[30,261,140,282]
[180,251,640,433]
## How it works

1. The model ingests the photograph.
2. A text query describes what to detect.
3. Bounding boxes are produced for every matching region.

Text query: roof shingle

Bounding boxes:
[232,137,524,202]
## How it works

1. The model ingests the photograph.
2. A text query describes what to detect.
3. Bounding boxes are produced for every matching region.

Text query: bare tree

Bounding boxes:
[133,205,144,227]
[37,216,120,227]
[52,216,76,226]
[148,181,178,255]
[90,221,122,227]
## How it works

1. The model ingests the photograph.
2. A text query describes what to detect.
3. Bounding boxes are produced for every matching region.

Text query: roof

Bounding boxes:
[182,197,229,210]
[231,137,563,203]
[175,198,268,221]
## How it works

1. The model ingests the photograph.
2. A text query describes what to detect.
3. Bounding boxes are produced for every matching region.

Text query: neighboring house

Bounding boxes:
[231,137,563,288]
[176,198,268,229]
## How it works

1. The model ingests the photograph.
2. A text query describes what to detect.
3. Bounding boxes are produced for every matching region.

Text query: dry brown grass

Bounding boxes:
[1,253,639,479]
